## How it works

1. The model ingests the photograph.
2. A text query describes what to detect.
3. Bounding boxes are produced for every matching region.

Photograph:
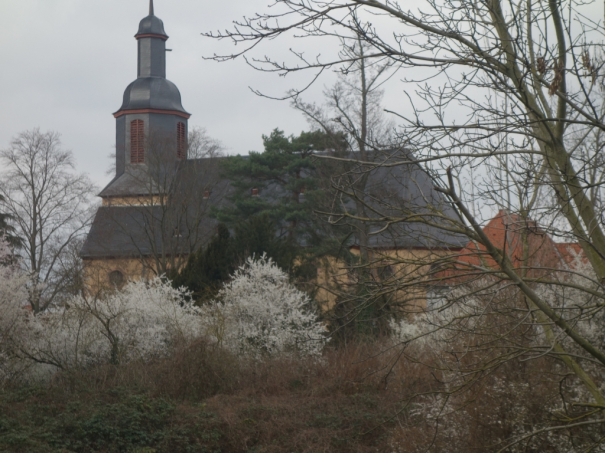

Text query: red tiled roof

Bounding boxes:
[433,210,586,285]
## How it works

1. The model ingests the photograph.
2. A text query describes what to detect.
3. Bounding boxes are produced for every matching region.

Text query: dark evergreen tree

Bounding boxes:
[172,216,303,303]
[0,193,22,248]
[232,214,300,274]
[213,128,351,260]
[175,129,357,307]
[170,223,235,302]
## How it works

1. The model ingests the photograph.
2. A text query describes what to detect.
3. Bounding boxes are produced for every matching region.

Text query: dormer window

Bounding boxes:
[251,188,259,197]
[130,120,145,163]
[177,122,186,159]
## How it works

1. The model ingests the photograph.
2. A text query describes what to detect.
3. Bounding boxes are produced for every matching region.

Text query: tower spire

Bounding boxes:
[149,0,154,16]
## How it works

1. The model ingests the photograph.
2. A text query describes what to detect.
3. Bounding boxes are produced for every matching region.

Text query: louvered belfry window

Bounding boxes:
[177,122,186,159]
[130,120,145,164]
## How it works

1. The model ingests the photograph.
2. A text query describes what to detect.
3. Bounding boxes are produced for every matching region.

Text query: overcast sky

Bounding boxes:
[8,1,597,196]
[0,0,370,188]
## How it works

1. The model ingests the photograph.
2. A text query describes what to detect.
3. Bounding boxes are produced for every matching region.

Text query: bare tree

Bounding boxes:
[293,38,397,264]
[186,126,224,160]
[0,129,96,313]
[207,0,605,447]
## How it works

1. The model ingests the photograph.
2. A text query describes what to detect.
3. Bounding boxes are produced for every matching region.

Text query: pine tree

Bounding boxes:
[0,193,22,248]
[175,129,355,304]
[232,214,299,274]
[213,128,351,260]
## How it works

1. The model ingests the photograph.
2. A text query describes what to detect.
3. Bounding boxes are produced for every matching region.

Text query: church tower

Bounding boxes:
[112,0,190,178]
[81,0,219,291]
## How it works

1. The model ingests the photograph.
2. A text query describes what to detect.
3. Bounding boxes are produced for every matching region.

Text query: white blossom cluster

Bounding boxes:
[388,285,483,349]
[199,255,328,358]
[1,249,326,381]
[0,236,31,381]
[1,276,202,380]
[31,278,202,369]
[388,258,605,452]
[533,255,605,351]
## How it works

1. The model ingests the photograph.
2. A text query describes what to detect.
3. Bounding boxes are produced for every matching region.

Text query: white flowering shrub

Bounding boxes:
[2,251,326,380]
[532,256,605,351]
[200,255,327,358]
[0,236,32,381]
[389,284,484,350]
[388,264,605,452]
[37,277,200,368]
[1,275,203,381]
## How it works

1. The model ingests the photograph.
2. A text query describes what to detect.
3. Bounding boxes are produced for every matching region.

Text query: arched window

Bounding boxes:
[108,270,125,288]
[130,120,145,163]
[177,122,186,159]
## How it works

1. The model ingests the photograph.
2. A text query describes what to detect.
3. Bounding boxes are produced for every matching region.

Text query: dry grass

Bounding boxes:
[0,339,596,452]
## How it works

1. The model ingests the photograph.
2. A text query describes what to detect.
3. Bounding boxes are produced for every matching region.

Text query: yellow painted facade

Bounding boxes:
[85,242,459,314]
[85,242,458,311]
[83,257,154,295]
[102,196,162,207]
[314,247,459,312]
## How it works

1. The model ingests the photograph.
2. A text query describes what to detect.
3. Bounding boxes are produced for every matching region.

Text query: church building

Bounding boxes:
[80,1,469,306]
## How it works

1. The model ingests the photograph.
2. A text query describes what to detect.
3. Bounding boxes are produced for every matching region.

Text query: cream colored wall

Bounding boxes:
[83,257,154,295]
[102,196,162,207]
[86,246,458,313]
[314,247,457,313]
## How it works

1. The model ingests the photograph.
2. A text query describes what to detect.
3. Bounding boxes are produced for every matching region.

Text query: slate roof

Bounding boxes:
[82,159,228,259]
[80,205,220,259]
[117,77,188,115]
[99,166,157,198]
[82,150,467,259]
[324,150,468,249]
[137,14,167,38]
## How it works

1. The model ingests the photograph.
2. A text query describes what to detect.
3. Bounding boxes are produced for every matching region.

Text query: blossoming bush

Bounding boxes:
[1,273,202,381]
[388,264,605,452]
[39,278,201,368]
[0,236,31,381]
[2,250,325,382]
[200,255,327,357]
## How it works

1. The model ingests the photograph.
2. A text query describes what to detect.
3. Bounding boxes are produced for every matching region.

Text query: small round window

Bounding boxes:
[109,270,125,287]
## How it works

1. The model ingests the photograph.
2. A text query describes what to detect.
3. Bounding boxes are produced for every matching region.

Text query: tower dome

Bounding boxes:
[136,15,167,38]
[109,0,191,180]
[113,0,190,118]
[118,77,188,115]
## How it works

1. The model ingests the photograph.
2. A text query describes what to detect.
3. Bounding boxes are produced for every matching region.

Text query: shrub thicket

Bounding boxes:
[0,338,585,452]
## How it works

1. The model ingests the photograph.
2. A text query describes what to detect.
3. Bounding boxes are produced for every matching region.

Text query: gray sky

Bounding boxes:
[0,0,353,188]
[2,0,603,228]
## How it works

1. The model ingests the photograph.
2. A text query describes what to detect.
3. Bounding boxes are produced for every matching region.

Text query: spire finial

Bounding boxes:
[149,0,154,16]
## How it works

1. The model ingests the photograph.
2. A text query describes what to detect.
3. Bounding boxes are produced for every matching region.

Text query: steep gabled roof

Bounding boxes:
[434,210,587,285]
[82,159,228,259]
[80,205,220,259]
[328,149,468,249]
[84,150,468,259]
